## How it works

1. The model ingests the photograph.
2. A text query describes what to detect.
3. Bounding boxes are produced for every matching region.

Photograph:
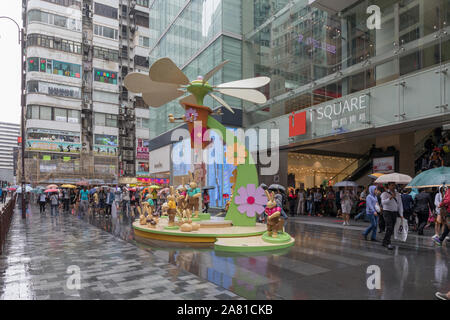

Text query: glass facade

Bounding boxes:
[242,0,450,125]
[148,0,243,138]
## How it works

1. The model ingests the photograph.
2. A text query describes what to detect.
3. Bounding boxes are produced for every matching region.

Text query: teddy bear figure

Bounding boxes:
[186,181,201,218]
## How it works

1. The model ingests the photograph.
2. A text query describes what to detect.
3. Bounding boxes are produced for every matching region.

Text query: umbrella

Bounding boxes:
[89,187,98,194]
[128,188,137,192]
[76,180,89,186]
[7,187,16,191]
[333,181,358,188]
[406,167,450,189]
[368,173,385,179]
[375,173,412,185]
[158,188,170,196]
[259,183,268,190]
[100,185,110,189]
[202,186,215,190]
[149,185,161,189]
[44,189,59,193]
[61,184,77,189]
[16,186,33,193]
[46,184,58,189]
[268,184,286,192]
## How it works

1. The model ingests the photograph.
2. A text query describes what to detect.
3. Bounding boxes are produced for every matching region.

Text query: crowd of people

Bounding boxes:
[271,183,449,246]
[33,185,169,218]
[416,128,450,173]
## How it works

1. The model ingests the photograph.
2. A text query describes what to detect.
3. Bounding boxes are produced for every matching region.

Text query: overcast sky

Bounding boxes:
[0,0,22,125]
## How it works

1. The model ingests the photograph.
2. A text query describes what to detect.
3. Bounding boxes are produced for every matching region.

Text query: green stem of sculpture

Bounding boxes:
[207,116,259,227]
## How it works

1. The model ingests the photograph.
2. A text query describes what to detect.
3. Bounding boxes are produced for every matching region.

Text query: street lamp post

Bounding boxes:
[0,16,26,219]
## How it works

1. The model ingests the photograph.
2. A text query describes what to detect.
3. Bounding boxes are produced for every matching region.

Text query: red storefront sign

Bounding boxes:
[289,111,307,137]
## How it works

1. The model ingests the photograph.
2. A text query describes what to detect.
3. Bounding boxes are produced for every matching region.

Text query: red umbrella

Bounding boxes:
[7,187,16,191]
[44,189,59,193]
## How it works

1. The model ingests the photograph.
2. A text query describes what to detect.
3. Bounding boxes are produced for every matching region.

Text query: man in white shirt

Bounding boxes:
[381,182,404,250]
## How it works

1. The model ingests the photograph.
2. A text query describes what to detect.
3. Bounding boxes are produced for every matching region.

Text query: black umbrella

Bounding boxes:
[259,183,268,190]
[202,186,216,190]
[268,184,286,193]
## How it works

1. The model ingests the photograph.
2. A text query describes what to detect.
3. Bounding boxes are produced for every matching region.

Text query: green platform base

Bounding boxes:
[262,232,292,244]
[198,213,211,220]
[191,217,201,222]
[164,225,179,230]
[160,215,168,219]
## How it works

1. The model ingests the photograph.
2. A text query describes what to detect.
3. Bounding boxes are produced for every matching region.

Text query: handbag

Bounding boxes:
[394,218,408,242]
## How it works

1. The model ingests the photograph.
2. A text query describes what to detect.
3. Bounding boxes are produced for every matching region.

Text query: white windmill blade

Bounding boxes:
[215,77,271,89]
[202,60,230,83]
[179,94,197,106]
[215,88,267,104]
[142,89,185,107]
[124,73,156,93]
[149,58,190,85]
[209,93,234,114]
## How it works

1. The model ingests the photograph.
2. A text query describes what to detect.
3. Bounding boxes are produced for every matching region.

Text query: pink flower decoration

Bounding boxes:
[185,108,198,122]
[234,184,266,218]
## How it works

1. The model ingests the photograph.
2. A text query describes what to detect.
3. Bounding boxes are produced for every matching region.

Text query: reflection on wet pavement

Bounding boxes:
[1,204,449,299]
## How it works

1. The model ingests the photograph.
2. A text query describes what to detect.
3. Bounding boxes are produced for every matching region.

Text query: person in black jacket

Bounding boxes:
[413,188,435,235]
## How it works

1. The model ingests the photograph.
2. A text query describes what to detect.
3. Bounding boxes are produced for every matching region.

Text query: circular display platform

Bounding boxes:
[133,219,266,243]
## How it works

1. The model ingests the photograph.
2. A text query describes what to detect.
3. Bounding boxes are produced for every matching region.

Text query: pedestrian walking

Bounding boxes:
[122,187,131,217]
[306,189,313,216]
[381,182,404,250]
[79,186,90,218]
[355,186,368,221]
[39,192,47,214]
[313,188,322,216]
[296,187,306,215]
[63,188,70,213]
[288,188,297,217]
[202,189,210,213]
[433,186,446,241]
[362,186,380,241]
[105,187,115,217]
[413,188,434,235]
[401,188,414,227]
[432,187,450,246]
[50,192,59,216]
[341,187,355,226]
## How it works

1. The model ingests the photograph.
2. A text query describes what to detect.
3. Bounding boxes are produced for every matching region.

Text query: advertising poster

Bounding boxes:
[373,156,395,173]
[94,134,118,157]
[137,139,149,160]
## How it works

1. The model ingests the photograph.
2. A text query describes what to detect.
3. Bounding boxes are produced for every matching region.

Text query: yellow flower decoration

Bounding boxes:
[226,143,247,166]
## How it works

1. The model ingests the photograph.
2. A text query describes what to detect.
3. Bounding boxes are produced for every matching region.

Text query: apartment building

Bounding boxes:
[22,0,151,184]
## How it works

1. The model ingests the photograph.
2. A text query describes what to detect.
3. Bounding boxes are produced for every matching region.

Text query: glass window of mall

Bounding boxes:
[243,0,450,125]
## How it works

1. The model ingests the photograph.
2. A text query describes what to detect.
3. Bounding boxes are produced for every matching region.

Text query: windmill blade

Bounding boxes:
[142,89,185,107]
[149,58,190,85]
[179,94,197,106]
[124,73,156,93]
[202,60,230,83]
[216,77,270,89]
[209,93,234,114]
[215,88,267,104]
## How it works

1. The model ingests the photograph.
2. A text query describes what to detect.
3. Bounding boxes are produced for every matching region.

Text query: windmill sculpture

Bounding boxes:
[124,58,270,148]
[124,58,270,227]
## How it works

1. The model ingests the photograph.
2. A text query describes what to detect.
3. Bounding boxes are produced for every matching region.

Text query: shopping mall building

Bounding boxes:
[146,0,450,209]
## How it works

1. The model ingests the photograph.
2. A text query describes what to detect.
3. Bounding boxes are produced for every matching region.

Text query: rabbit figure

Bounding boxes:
[264,190,285,238]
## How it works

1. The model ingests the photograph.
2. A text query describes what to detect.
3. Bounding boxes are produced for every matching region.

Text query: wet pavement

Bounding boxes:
[1,203,449,300]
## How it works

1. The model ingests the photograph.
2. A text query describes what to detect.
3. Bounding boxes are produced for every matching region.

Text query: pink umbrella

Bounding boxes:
[7,187,16,191]
[44,189,59,193]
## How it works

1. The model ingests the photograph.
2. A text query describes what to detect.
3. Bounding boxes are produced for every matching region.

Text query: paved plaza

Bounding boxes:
[0,204,449,300]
